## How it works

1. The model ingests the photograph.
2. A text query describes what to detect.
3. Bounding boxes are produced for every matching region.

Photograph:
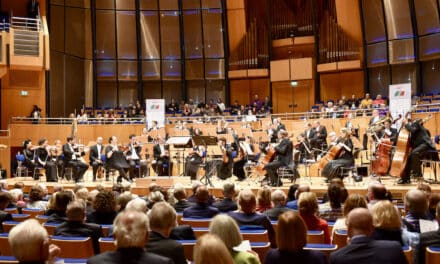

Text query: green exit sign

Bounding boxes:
[20,90,28,96]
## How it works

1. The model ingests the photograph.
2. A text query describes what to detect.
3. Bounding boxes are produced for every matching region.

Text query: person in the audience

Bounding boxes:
[228,189,276,248]
[87,210,173,264]
[213,182,238,213]
[172,184,193,213]
[209,214,261,264]
[54,200,103,254]
[0,192,13,233]
[87,190,117,225]
[318,183,348,222]
[146,202,186,264]
[187,182,215,205]
[329,208,407,264]
[264,190,292,221]
[46,190,74,224]
[331,194,367,240]
[193,234,235,264]
[264,211,327,264]
[126,198,148,213]
[417,201,440,264]
[366,182,389,209]
[298,192,330,244]
[428,193,440,220]
[183,185,219,218]
[256,186,272,213]
[286,185,310,210]
[371,200,404,245]
[27,184,49,210]
[402,189,429,233]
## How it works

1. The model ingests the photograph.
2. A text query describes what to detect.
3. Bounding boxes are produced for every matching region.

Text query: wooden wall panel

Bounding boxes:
[291,58,313,80]
[335,0,363,45]
[230,78,270,106]
[226,0,246,59]
[272,82,293,113]
[272,80,315,113]
[249,78,270,101]
[319,70,364,102]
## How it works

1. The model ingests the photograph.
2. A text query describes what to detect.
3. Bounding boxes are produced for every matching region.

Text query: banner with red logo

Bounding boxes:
[389,83,411,119]
[146,99,165,129]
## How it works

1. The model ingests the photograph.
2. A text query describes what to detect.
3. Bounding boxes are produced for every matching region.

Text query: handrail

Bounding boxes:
[0,129,10,137]
[10,16,42,32]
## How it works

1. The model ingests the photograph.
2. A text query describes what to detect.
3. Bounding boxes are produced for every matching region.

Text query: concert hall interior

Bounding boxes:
[0,0,440,263]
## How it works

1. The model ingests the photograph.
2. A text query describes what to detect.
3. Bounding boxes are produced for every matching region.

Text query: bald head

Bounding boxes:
[405,189,428,216]
[347,208,374,238]
[239,189,256,214]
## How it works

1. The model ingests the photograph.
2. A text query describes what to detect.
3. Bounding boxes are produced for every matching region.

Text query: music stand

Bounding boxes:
[166,137,192,176]
[192,136,218,187]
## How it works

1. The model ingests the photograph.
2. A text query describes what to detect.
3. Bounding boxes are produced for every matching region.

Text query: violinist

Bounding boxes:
[62,137,89,183]
[398,115,436,184]
[89,137,106,181]
[152,135,171,176]
[264,130,293,187]
[36,138,58,182]
[22,139,36,178]
[363,109,382,149]
[50,139,64,179]
[310,121,328,150]
[321,128,354,182]
[105,136,130,183]
[126,134,148,179]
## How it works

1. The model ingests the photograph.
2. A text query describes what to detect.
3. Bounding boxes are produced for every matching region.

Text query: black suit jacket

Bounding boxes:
[275,138,293,166]
[0,211,13,233]
[87,247,173,264]
[173,200,193,213]
[314,126,327,141]
[417,229,440,264]
[126,144,142,160]
[264,206,293,221]
[54,221,103,254]
[329,236,407,264]
[153,144,169,159]
[63,143,85,163]
[405,121,436,149]
[89,144,104,163]
[146,232,186,264]
[212,198,238,212]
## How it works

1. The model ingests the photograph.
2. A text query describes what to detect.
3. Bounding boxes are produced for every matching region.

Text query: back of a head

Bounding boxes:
[173,184,187,201]
[9,219,49,262]
[257,187,272,207]
[405,189,428,216]
[149,202,177,232]
[287,184,299,201]
[347,208,373,238]
[192,181,203,194]
[328,184,348,209]
[196,185,210,204]
[94,190,116,212]
[126,198,148,213]
[29,185,44,202]
[369,183,387,201]
[193,234,234,264]
[371,200,401,230]
[436,201,440,221]
[209,214,242,249]
[298,192,318,216]
[239,189,257,213]
[117,192,134,211]
[271,189,286,206]
[277,211,307,252]
[295,185,310,199]
[66,200,86,222]
[0,192,12,209]
[75,188,89,201]
[343,194,367,216]
[222,182,235,198]
[114,210,149,248]
[55,190,75,211]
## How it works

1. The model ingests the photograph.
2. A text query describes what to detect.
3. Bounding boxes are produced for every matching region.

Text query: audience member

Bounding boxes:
[417,201,440,264]
[428,193,440,220]
[371,200,404,245]
[27,184,49,210]
[319,183,347,222]
[46,190,74,224]
[126,198,148,213]
[183,185,219,218]
[286,184,299,202]
[403,189,429,233]
[264,190,292,221]
[213,182,238,212]
[286,185,310,210]
[87,190,117,225]
[366,182,388,209]
[256,186,272,213]
[332,194,367,240]
[173,184,193,212]
[193,234,235,264]
[0,192,13,232]
[187,181,214,205]
[298,192,330,244]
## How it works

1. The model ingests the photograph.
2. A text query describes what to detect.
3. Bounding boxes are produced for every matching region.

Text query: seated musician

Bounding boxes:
[264,130,293,187]
[105,136,130,183]
[321,128,354,182]
[296,134,313,162]
[89,137,106,181]
[36,138,58,182]
[49,139,64,180]
[268,118,286,143]
[233,135,256,181]
[152,135,172,176]
[62,137,89,183]
[206,137,233,180]
[126,134,148,179]
[22,139,36,178]
[363,109,382,149]
[398,115,436,184]
[310,121,328,151]
[379,119,398,146]
[185,145,204,180]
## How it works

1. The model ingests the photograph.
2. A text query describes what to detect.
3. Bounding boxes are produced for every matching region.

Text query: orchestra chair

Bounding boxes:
[100,154,117,183]
[332,229,347,249]
[43,223,60,236]
[277,162,299,184]
[426,246,440,264]
[0,233,11,256]
[15,154,28,178]
[304,244,338,258]
[180,218,212,228]
[49,236,94,259]
[98,237,117,253]
[21,208,44,218]
[402,245,412,264]
[339,149,362,185]
[101,224,112,237]
[240,229,269,242]
[1,221,20,233]
[0,256,17,264]
[10,214,30,222]
[35,214,49,224]
[60,155,74,182]
[307,230,325,244]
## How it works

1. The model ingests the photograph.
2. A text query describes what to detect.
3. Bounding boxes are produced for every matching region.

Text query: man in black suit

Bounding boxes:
[126,134,148,179]
[0,192,13,233]
[212,182,237,212]
[417,201,440,264]
[183,185,219,218]
[173,184,193,213]
[89,137,105,181]
[311,121,328,150]
[152,135,171,176]
[264,129,293,187]
[87,210,173,264]
[62,137,89,182]
[329,208,407,264]
[105,136,130,183]
[378,120,398,145]
[54,201,103,254]
[146,202,186,264]
[264,189,292,221]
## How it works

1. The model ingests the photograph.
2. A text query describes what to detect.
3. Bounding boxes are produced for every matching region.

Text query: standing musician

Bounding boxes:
[304,123,315,142]
[379,119,398,145]
[185,144,204,180]
[49,139,64,179]
[264,130,293,187]
[105,136,130,183]
[216,137,233,180]
[232,135,255,181]
[321,128,354,182]
[398,115,436,184]
[35,138,58,182]
[89,137,106,181]
[310,121,328,151]
[22,139,36,178]
[126,134,148,179]
[152,135,171,176]
[62,137,89,183]
[363,109,382,149]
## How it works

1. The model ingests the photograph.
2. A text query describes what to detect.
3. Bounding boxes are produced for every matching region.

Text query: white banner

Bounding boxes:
[146,99,165,129]
[389,83,412,119]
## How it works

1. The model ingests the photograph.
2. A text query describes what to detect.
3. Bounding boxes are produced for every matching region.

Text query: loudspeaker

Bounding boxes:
[356,166,369,177]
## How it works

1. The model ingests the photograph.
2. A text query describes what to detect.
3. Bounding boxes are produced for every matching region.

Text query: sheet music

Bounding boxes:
[420,219,438,233]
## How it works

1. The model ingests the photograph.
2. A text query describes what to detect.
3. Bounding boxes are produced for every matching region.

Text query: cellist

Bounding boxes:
[321,128,354,182]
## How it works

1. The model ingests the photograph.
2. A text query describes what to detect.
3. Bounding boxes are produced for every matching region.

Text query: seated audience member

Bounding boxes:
[46,190,75,224]
[146,202,186,264]
[147,190,165,209]
[264,190,292,221]
[87,210,173,264]
[329,208,407,264]
[193,234,235,264]
[371,200,404,245]
[298,192,330,244]
[0,192,13,232]
[188,182,215,205]
[183,185,219,218]
[117,192,134,212]
[264,211,326,264]
[403,189,429,233]
[318,183,347,222]
[209,214,260,264]
[228,189,276,248]
[286,184,299,202]
[27,184,49,210]
[8,219,60,264]
[417,201,440,264]
[8,188,26,209]
[256,186,272,213]
[213,182,238,212]
[286,185,310,210]
[87,190,117,225]
[126,198,148,213]
[173,184,193,212]
[332,194,367,240]
[428,193,440,219]
[366,182,388,209]
[54,200,103,254]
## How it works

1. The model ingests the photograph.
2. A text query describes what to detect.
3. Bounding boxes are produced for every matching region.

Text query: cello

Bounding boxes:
[318,144,343,171]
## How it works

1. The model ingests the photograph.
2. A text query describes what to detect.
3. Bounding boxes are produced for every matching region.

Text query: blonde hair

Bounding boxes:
[113,210,149,248]
[9,219,48,262]
[298,192,318,215]
[277,211,307,252]
[343,194,368,216]
[149,202,177,230]
[209,214,243,249]
[193,234,234,264]
[256,186,271,208]
[371,200,402,229]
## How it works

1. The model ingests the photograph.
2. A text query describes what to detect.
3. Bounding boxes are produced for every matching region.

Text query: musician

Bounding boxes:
[148,120,160,132]
[35,138,58,182]
[321,128,354,182]
[22,139,36,178]
[379,120,398,146]
[89,137,106,181]
[295,134,313,162]
[310,121,328,150]
[304,123,315,142]
[49,139,64,179]
[268,118,286,143]
[232,135,255,181]
[152,135,171,176]
[363,109,382,149]
[105,136,130,183]
[264,130,293,187]
[185,145,204,180]
[398,116,436,184]
[126,134,148,179]
[216,137,233,180]
[62,137,89,183]
[216,119,227,134]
